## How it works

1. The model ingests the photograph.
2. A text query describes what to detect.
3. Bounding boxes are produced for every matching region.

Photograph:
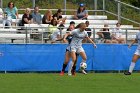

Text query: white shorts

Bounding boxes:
[70,46,85,54]
[134,49,140,56]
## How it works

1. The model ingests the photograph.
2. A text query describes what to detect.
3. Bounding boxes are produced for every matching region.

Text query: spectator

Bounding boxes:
[51,24,65,43]
[3,1,19,27]
[32,6,42,24]
[97,24,118,43]
[53,9,66,24]
[85,21,91,38]
[0,8,3,19]
[67,21,75,31]
[112,23,125,43]
[21,8,33,26]
[42,10,53,24]
[74,3,88,20]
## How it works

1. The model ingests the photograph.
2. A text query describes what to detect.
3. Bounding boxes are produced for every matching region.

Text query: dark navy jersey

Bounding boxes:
[66,35,73,44]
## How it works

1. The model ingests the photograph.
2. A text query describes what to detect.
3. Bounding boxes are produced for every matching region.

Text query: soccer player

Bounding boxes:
[63,23,97,75]
[60,22,79,76]
[124,30,140,75]
[59,34,78,76]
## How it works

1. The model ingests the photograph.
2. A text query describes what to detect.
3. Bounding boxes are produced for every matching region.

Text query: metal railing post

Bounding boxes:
[94,0,97,15]
[118,0,121,22]
[64,0,66,15]
[125,29,128,44]
[0,0,3,8]
[93,28,95,41]
[25,27,28,44]
[32,0,35,8]
[103,0,105,15]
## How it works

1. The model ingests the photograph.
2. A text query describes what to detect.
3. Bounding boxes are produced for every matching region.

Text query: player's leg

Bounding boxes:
[68,51,77,75]
[60,51,70,76]
[124,54,139,75]
[79,51,87,74]
[71,54,79,76]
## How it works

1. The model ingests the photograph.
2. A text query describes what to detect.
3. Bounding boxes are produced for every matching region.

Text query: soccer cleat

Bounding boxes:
[72,71,76,76]
[68,73,72,76]
[81,70,87,75]
[124,72,131,75]
[59,71,64,76]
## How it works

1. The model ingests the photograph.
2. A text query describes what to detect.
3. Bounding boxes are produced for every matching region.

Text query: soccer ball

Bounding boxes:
[80,62,87,70]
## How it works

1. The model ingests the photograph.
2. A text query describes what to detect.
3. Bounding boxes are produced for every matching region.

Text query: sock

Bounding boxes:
[129,62,136,73]
[68,61,74,75]
[81,59,86,63]
[62,64,67,72]
[72,65,76,72]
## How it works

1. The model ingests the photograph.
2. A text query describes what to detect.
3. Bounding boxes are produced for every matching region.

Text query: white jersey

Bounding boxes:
[136,32,140,49]
[70,29,88,47]
[112,28,123,39]
[134,32,140,56]
[51,29,60,41]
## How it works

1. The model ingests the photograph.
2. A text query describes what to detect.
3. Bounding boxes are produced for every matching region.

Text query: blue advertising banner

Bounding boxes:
[0,44,139,71]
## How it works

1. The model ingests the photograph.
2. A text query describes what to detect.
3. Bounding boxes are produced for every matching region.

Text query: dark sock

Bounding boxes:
[72,66,76,72]
[62,64,67,72]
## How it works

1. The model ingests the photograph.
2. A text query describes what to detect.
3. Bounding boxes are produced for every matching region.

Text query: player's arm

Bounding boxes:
[86,36,97,48]
[63,32,71,42]
[128,39,137,48]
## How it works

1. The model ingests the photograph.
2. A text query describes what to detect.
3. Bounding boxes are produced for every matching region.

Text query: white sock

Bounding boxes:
[129,62,136,73]
[81,59,86,63]
[68,61,74,75]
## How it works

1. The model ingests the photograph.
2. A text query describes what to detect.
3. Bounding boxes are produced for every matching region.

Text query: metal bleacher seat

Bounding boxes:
[0,28,30,43]
[65,20,118,25]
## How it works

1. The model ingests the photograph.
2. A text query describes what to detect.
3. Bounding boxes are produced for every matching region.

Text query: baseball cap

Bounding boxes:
[80,3,84,7]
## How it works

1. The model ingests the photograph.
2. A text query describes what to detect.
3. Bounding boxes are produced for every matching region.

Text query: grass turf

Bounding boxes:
[0,73,140,93]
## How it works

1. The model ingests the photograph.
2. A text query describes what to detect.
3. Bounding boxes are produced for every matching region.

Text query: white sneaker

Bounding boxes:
[82,70,87,74]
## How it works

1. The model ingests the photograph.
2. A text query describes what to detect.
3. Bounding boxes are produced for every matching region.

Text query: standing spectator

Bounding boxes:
[112,23,125,43]
[3,1,19,27]
[53,9,66,24]
[42,10,53,24]
[32,6,42,24]
[74,3,88,20]
[21,8,33,26]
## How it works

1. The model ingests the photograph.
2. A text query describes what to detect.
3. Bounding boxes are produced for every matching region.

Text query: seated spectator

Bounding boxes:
[51,24,65,43]
[97,24,118,43]
[112,23,125,43]
[74,3,88,20]
[3,1,19,27]
[32,6,42,24]
[48,18,58,34]
[21,8,33,26]
[53,9,66,24]
[85,21,91,38]
[0,8,3,19]
[42,10,53,24]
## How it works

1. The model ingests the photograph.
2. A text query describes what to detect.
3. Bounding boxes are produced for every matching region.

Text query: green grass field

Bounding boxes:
[0,73,140,93]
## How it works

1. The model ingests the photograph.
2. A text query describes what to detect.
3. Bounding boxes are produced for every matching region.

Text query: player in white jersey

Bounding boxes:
[124,31,140,75]
[63,23,97,75]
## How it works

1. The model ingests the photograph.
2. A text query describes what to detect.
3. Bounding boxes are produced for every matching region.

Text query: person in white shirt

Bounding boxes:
[112,23,125,43]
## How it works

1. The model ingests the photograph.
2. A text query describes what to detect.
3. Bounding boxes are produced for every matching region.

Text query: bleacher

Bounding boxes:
[0,14,138,44]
